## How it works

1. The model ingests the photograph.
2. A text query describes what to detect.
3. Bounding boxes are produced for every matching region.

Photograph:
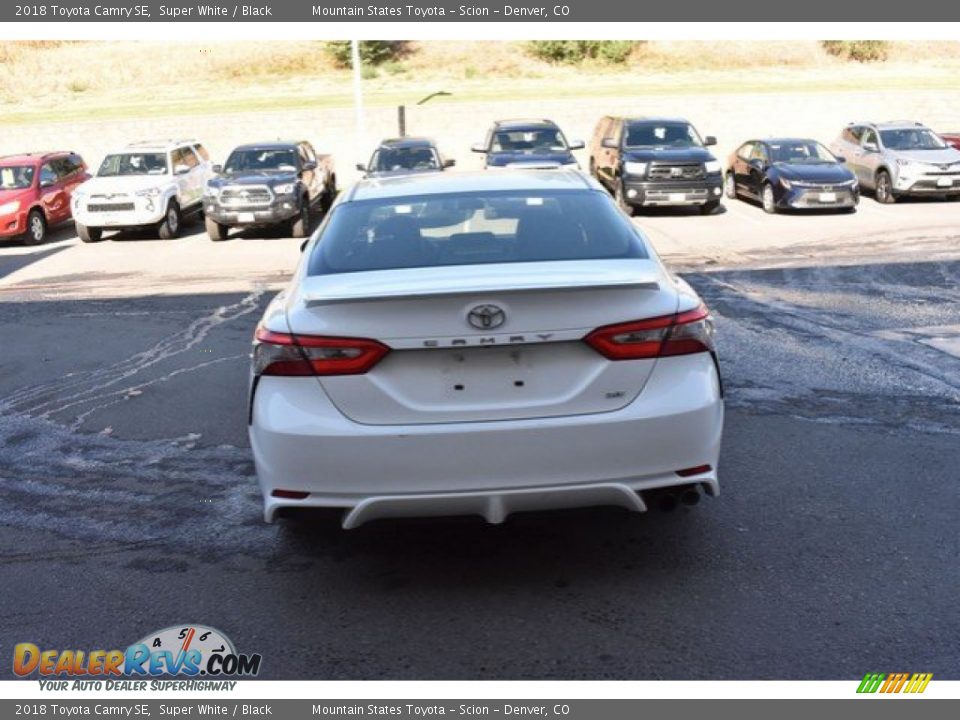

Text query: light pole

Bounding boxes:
[351,40,365,167]
[397,91,452,137]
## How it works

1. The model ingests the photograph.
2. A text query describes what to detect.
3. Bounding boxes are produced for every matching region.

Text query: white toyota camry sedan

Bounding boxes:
[249,170,723,527]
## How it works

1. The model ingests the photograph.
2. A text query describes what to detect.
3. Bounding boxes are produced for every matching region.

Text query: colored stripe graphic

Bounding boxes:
[857,672,932,694]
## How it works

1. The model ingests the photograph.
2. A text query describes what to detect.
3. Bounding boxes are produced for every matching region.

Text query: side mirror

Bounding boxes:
[749,158,765,171]
[355,163,366,172]
[601,138,618,149]
[863,142,879,153]
[302,160,317,172]
[212,164,223,174]
[568,139,585,151]
[834,155,847,164]
[471,143,487,154]
[703,136,718,147]
[174,164,190,175]
[443,158,456,168]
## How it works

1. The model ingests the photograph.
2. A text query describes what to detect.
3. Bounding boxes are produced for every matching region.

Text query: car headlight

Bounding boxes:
[704,160,722,174]
[780,178,793,189]
[273,183,296,195]
[0,200,20,215]
[623,162,647,176]
[135,187,162,198]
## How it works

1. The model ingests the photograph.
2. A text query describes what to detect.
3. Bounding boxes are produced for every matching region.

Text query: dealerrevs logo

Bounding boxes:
[13,624,262,678]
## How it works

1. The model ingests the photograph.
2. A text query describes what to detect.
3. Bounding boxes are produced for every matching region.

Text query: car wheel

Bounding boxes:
[875,170,896,204]
[290,199,310,238]
[205,216,228,241]
[700,200,721,215]
[157,200,182,239]
[24,209,47,246]
[724,172,737,199]
[615,181,635,217]
[761,184,777,214]
[76,222,103,243]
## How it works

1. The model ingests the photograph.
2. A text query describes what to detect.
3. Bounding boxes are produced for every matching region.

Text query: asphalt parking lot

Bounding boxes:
[1,196,958,680]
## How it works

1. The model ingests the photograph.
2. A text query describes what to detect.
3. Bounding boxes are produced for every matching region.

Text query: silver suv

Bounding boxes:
[830,121,960,203]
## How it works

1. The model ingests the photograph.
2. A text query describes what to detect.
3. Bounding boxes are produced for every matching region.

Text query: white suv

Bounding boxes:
[72,139,213,242]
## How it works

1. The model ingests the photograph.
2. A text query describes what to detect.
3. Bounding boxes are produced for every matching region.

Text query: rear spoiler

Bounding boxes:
[300,261,661,306]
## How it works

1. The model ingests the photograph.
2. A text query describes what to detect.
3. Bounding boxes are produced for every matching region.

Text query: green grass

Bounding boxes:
[1,71,958,126]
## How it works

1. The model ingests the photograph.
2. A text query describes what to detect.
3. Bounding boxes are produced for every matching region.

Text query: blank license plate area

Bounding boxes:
[668,192,687,203]
[237,212,256,223]
[937,178,953,187]
[818,192,837,202]
[385,343,603,409]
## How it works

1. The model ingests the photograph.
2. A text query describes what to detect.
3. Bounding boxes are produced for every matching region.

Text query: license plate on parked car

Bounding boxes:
[237,212,256,223]
[668,193,686,203]
[937,178,953,188]
[818,192,837,203]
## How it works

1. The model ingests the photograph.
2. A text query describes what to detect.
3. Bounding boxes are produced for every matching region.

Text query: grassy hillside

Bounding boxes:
[1,40,959,125]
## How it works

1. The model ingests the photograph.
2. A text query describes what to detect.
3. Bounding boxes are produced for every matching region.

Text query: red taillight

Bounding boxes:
[271,489,310,499]
[253,326,389,377]
[676,464,712,477]
[584,304,714,360]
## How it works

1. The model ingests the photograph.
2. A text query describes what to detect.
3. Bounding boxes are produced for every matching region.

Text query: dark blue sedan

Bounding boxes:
[725,138,859,213]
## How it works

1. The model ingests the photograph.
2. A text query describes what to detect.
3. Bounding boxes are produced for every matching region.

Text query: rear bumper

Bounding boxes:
[249,353,724,526]
[622,176,724,207]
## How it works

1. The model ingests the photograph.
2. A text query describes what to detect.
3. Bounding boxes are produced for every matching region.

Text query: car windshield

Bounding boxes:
[879,129,947,151]
[98,153,168,177]
[768,141,837,164]
[491,128,567,154]
[624,122,703,149]
[370,146,440,172]
[308,190,648,275]
[0,165,35,190]
[224,148,298,173]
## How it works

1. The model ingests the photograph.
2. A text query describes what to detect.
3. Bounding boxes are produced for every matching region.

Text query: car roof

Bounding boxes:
[376,137,437,149]
[492,119,558,130]
[756,137,821,145]
[0,151,72,164]
[851,120,928,130]
[348,169,599,202]
[231,141,305,151]
[620,116,692,125]
[120,139,204,152]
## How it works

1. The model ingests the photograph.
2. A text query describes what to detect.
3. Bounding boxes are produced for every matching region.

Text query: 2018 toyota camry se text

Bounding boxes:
[248,171,724,527]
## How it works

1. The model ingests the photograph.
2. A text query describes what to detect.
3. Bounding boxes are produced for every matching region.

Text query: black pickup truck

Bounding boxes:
[589,116,723,215]
[203,140,335,240]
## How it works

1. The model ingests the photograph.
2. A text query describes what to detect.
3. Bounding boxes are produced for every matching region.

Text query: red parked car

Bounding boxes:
[940,132,960,150]
[0,151,90,245]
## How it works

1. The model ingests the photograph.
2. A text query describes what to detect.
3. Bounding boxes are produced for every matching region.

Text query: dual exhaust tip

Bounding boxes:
[647,484,702,512]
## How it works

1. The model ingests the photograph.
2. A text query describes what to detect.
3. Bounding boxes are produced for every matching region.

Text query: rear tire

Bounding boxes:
[290,199,310,238]
[724,172,737,199]
[700,200,721,215]
[157,200,182,239]
[875,170,896,204]
[24,209,47,246]
[761,184,778,214]
[205,216,229,241]
[76,222,102,243]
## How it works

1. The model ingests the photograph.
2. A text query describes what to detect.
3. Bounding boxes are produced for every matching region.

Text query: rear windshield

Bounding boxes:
[308,190,648,275]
